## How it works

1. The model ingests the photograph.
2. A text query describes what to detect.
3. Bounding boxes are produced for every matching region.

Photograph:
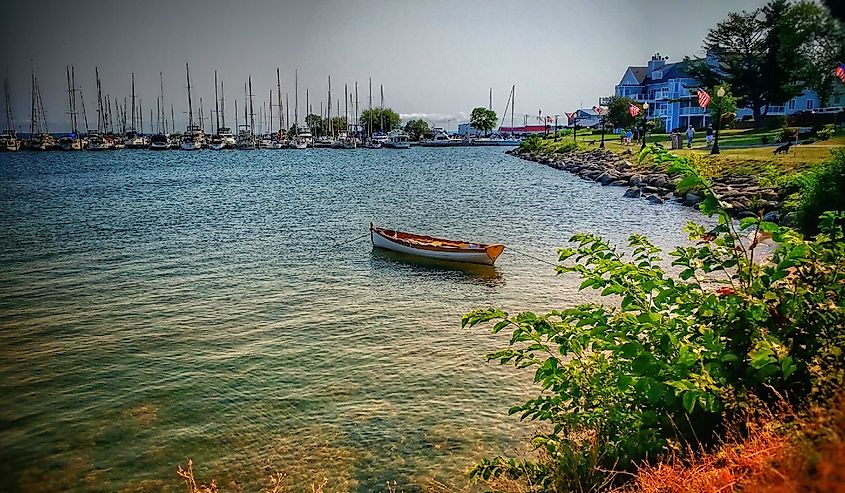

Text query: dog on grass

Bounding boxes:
[773,142,792,155]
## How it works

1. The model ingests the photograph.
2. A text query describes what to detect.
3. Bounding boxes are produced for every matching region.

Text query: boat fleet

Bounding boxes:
[0,64,522,152]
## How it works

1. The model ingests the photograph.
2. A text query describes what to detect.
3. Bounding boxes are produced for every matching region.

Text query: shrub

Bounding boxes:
[464,144,845,491]
[779,127,799,142]
[816,124,834,141]
[796,149,845,234]
[519,135,544,153]
[762,135,771,145]
[764,115,788,130]
[550,141,579,153]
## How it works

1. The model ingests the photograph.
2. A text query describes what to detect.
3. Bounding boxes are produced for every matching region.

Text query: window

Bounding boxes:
[807,99,814,110]
[788,99,795,110]
[834,95,841,104]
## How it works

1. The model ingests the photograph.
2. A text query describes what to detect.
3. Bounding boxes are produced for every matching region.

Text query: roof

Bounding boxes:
[629,66,647,84]
[641,62,694,85]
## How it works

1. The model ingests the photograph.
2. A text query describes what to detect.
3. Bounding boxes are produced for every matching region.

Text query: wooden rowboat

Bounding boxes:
[370,224,505,265]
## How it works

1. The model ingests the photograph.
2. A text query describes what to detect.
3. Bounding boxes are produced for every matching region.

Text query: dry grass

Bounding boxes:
[614,393,845,493]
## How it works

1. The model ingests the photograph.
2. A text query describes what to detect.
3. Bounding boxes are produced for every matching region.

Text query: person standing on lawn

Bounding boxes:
[686,125,695,148]
[705,124,713,148]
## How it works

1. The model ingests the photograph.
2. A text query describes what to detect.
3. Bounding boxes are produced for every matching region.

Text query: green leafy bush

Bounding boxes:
[519,135,544,153]
[464,144,845,491]
[816,124,834,141]
[778,127,799,142]
[795,148,845,234]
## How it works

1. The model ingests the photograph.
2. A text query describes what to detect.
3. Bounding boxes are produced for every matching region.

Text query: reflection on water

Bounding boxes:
[0,147,709,492]
[370,247,505,287]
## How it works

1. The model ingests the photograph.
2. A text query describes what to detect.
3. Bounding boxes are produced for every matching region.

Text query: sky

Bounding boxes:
[0,0,770,133]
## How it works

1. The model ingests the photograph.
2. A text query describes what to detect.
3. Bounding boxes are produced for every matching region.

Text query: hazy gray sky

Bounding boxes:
[1,0,769,132]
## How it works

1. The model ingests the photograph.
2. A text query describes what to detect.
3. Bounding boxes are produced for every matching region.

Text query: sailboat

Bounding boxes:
[149,73,170,150]
[58,66,84,150]
[1,77,21,151]
[180,63,203,150]
[86,67,110,150]
[124,73,146,148]
[28,66,56,150]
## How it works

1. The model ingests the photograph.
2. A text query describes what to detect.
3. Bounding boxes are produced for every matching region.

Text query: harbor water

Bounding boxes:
[0,147,706,492]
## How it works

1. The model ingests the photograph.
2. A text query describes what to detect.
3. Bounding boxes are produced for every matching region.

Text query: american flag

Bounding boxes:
[628,104,640,117]
[836,63,845,84]
[697,89,711,108]
[592,106,603,115]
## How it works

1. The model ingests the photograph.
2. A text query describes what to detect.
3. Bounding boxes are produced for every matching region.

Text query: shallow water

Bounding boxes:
[0,147,706,492]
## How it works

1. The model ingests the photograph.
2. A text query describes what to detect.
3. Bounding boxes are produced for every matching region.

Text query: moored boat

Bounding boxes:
[370,224,504,265]
[149,133,169,150]
[383,130,410,149]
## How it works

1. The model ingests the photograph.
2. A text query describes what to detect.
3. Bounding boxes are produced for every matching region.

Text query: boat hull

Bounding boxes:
[370,226,503,265]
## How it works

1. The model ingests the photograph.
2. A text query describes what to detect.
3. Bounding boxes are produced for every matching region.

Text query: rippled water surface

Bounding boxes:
[0,148,706,492]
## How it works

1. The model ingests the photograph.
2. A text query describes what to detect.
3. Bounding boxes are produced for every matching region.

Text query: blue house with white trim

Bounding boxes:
[615,53,840,132]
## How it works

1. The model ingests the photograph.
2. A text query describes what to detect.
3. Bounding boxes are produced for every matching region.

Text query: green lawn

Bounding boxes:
[542,127,844,177]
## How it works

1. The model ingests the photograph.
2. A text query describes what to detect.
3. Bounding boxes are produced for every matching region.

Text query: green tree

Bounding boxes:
[791,1,845,106]
[359,107,400,135]
[708,84,738,128]
[469,107,497,136]
[305,114,323,137]
[328,116,348,136]
[403,119,431,140]
[684,0,841,127]
[604,95,640,130]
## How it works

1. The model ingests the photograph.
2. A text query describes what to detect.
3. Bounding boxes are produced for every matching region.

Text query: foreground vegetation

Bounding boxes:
[464,144,845,491]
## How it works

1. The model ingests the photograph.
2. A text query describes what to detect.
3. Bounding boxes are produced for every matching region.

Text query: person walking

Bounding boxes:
[686,125,695,148]
[705,124,714,148]
[625,129,633,145]
[632,128,640,145]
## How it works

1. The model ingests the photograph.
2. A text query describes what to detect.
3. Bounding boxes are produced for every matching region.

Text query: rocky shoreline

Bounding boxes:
[507,147,781,221]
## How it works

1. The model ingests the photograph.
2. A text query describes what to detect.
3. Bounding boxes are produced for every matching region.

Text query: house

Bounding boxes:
[566,108,602,128]
[614,53,838,132]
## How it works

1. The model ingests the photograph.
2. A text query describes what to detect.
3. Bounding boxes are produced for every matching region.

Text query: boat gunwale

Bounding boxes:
[370,225,503,255]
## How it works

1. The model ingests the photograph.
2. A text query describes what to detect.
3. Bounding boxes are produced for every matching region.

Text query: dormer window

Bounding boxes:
[653,70,663,80]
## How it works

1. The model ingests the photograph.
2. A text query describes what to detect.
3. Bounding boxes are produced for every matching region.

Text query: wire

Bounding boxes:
[328,231,371,250]
[506,247,560,267]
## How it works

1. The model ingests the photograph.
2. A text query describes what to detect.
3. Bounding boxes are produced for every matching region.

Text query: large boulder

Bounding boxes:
[623,187,642,198]
[646,194,665,205]
[684,192,705,206]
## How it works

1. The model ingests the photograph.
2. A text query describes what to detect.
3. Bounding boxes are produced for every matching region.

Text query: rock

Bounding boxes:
[763,210,780,223]
[684,193,704,206]
[643,186,661,194]
[782,212,797,225]
[598,173,614,186]
[623,187,642,198]
[630,175,644,186]
[738,210,757,219]
[611,180,629,187]
[646,195,664,205]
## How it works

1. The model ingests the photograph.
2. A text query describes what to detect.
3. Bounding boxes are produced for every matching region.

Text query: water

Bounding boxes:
[0,147,706,492]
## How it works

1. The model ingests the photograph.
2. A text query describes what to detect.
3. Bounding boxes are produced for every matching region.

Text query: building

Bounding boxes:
[614,53,841,132]
[566,108,602,128]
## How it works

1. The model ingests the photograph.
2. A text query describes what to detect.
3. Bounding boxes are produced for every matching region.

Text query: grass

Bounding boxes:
[539,127,845,177]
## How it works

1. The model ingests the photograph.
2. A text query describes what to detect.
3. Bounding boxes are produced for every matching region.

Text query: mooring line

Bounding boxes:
[506,246,560,267]
[328,232,371,250]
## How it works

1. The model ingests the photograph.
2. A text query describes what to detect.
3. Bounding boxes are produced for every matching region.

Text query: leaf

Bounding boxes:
[617,375,633,391]
[682,390,697,413]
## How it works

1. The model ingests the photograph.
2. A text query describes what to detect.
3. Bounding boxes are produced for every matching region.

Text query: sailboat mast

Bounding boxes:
[170,104,175,135]
[30,66,36,136]
[285,93,289,134]
[344,83,348,131]
[95,67,103,133]
[4,77,15,133]
[156,97,161,133]
[199,98,204,132]
[243,83,247,130]
[66,66,74,133]
[214,70,220,134]
[248,76,255,135]
[354,82,358,139]
[327,75,332,138]
[276,68,283,133]
[294,69,299,132]
[220,80,226,129]
[368,78,372,138]
[268,90,273,134]
[131,72,136,133]
[71,66,78,133]
[489,87,492,111]
[185,63,193,129]
[139,99,143,134]
[159,72,166,133]
[234,99,238,132]
[511,85,515,133]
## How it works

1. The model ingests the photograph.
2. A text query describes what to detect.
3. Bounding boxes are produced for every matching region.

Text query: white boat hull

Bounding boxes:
[371,229,499,265]
[180,142,202,150]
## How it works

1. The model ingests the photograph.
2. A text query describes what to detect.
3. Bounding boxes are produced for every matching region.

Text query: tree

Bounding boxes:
[403,119,430,140]
[684,0,841,127]
[305,114,323,137]
[359,107,400,135]
[604,95,640,130]
[709,84,738,128]
[469,107,497,136]
[791,1,845,106]
[329,116,347,136]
